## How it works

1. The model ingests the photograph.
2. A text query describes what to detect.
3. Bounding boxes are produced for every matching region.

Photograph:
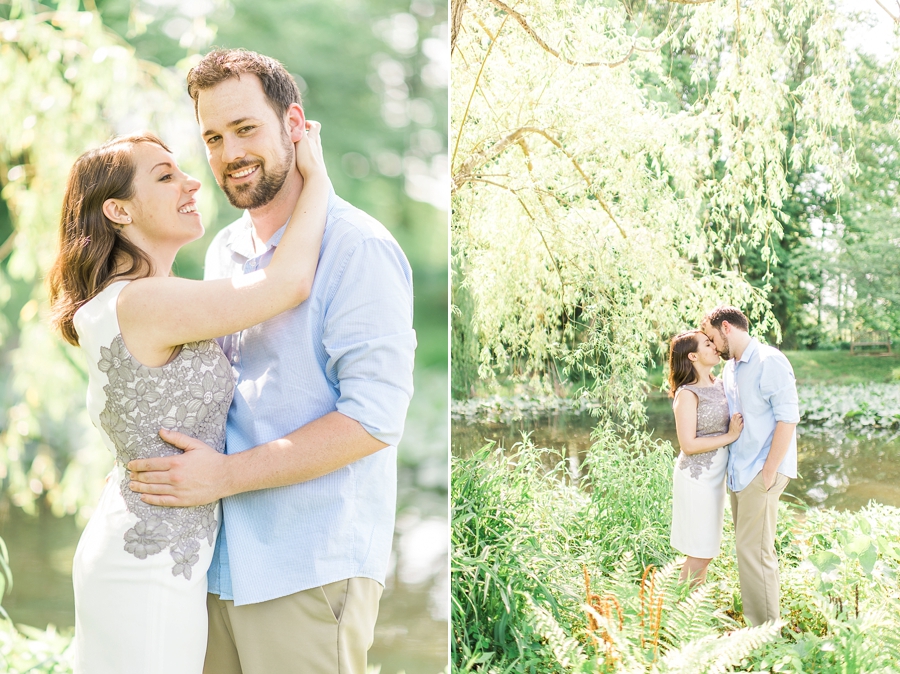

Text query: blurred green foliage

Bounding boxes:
[0,0,448,519]
[89,0,449,363]
[451,0,900,399]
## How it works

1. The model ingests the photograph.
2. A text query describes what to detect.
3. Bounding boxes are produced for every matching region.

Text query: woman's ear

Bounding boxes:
[688,352,698,362]
[103,199,132,226]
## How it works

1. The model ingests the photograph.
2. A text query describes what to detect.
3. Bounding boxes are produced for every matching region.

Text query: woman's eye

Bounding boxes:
[160,174,173,181]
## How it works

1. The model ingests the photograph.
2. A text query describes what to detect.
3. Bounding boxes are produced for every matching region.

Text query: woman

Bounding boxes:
[47,122,328,673]
[668,330,743,587]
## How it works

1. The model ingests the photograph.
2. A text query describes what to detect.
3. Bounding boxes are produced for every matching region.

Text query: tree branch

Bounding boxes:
[486,0,638,68]
[454,126,627,238]
[0,230,17,264]
[452,14,509,170]
[874,0,900,23]
[465,178,565,287]
[451,0,467,53]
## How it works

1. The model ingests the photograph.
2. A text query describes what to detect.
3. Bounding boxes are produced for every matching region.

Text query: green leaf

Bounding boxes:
[842,535,878,574]
[809,550,841,573]
[856,516,872,536]
[859,546,878,575]
[844,535,874,559]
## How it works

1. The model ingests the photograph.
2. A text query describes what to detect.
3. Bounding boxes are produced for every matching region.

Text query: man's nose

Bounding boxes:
[220,136,245,164]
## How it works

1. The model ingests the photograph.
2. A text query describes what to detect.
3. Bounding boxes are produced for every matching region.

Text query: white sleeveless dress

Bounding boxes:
[670,380,730,559]
[71,281,235,674]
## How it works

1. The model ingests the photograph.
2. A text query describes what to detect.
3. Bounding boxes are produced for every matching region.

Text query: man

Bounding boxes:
[701,306,798,627]
[127,49,416,673]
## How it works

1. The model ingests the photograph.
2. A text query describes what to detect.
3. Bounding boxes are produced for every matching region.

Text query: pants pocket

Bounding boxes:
[321,579,350,623]
[765,472,788,493]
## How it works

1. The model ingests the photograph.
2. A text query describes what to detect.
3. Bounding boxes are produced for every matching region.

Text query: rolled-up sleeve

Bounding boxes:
[323,237,416,447]
[759,353,800,424]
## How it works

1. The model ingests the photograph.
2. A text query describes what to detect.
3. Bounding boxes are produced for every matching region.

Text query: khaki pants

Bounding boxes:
[730,470,790,627]
[203,578,383,674]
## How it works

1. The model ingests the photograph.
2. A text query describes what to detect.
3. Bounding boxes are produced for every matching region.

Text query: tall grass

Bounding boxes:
[451,426,680,670]
[452,432,900,672]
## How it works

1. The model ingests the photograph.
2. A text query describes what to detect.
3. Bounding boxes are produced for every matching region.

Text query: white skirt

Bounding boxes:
[670,447,728,559]
[73,464,218,674]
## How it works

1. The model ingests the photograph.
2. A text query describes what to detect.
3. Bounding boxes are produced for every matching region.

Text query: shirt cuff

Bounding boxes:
[336,378,414,447]
[772,402,800,424]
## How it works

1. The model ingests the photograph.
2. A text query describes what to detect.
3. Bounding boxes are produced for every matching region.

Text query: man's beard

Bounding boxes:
[220,133,293,210]
[719,335,732,360]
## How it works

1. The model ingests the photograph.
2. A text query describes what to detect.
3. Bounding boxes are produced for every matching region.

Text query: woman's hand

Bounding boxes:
[295,120,327,182]
[727,413,744,441]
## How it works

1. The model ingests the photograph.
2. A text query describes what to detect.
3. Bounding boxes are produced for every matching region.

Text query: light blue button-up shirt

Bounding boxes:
[722,338,799,492]
[203,190,416,606]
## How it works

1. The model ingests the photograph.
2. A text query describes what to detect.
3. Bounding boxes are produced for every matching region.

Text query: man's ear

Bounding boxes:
[103,199,132,226]
[286,103,306,143]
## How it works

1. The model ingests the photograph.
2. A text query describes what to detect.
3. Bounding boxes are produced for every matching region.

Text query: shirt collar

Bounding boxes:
[735,336,758,364]
[223,187,338,261]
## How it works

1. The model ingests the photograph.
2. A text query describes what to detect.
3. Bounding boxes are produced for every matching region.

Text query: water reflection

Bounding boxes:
[794,428,900,510]
[0,500,449,674]
[0,369,449,674]
[451,398,900,512]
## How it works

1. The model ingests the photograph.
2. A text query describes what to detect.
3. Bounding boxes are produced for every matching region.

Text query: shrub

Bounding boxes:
[452,438,900,673]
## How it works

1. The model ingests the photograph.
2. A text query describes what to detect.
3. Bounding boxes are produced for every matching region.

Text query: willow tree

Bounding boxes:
[451,0,857,415]
[0,3,213,519]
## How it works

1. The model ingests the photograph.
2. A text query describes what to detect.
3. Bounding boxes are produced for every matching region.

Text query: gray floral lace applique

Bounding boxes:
[97,335,234,580]
[678,449,722,480]
[676,382,730,480]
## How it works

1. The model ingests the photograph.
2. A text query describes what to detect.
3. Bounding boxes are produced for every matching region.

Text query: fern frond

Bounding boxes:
[527,596,588,671]
[658,583,721,649]
[654,622,781,674]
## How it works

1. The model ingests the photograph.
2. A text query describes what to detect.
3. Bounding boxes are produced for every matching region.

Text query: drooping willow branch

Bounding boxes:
[453,126,627,238]
[451,0,467,53]
[875,0,900,23]
[451,13,509,169]
[0,231,17,263]
[463,178,566,292]
[485,0,684,69]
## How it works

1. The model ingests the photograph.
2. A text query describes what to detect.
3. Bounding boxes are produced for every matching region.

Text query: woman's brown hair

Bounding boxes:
[667,330,702,398]
[47,134,168,346]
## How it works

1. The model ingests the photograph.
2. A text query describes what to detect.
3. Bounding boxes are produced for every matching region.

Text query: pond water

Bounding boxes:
[0,483,447,674]
[451,395,900,511]
[0,370,450,674]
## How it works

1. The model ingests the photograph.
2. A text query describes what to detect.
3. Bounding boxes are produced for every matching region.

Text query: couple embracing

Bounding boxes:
[668,306,798,627]
[48,48,415,673]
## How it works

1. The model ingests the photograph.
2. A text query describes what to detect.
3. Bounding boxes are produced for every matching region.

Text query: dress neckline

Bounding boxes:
[684,375,719,390]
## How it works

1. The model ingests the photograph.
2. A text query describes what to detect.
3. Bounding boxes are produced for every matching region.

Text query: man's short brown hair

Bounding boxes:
[186,49,302,121]
[703,306,750,332]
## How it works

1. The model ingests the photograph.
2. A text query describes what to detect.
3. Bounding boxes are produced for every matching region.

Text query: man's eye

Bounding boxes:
[206,136,220,145]
[238,126,254,134]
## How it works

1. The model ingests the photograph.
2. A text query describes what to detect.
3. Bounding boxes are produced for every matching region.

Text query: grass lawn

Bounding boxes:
[784,349,900,385]
[646,348,900,390]
[460,349,900,401]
